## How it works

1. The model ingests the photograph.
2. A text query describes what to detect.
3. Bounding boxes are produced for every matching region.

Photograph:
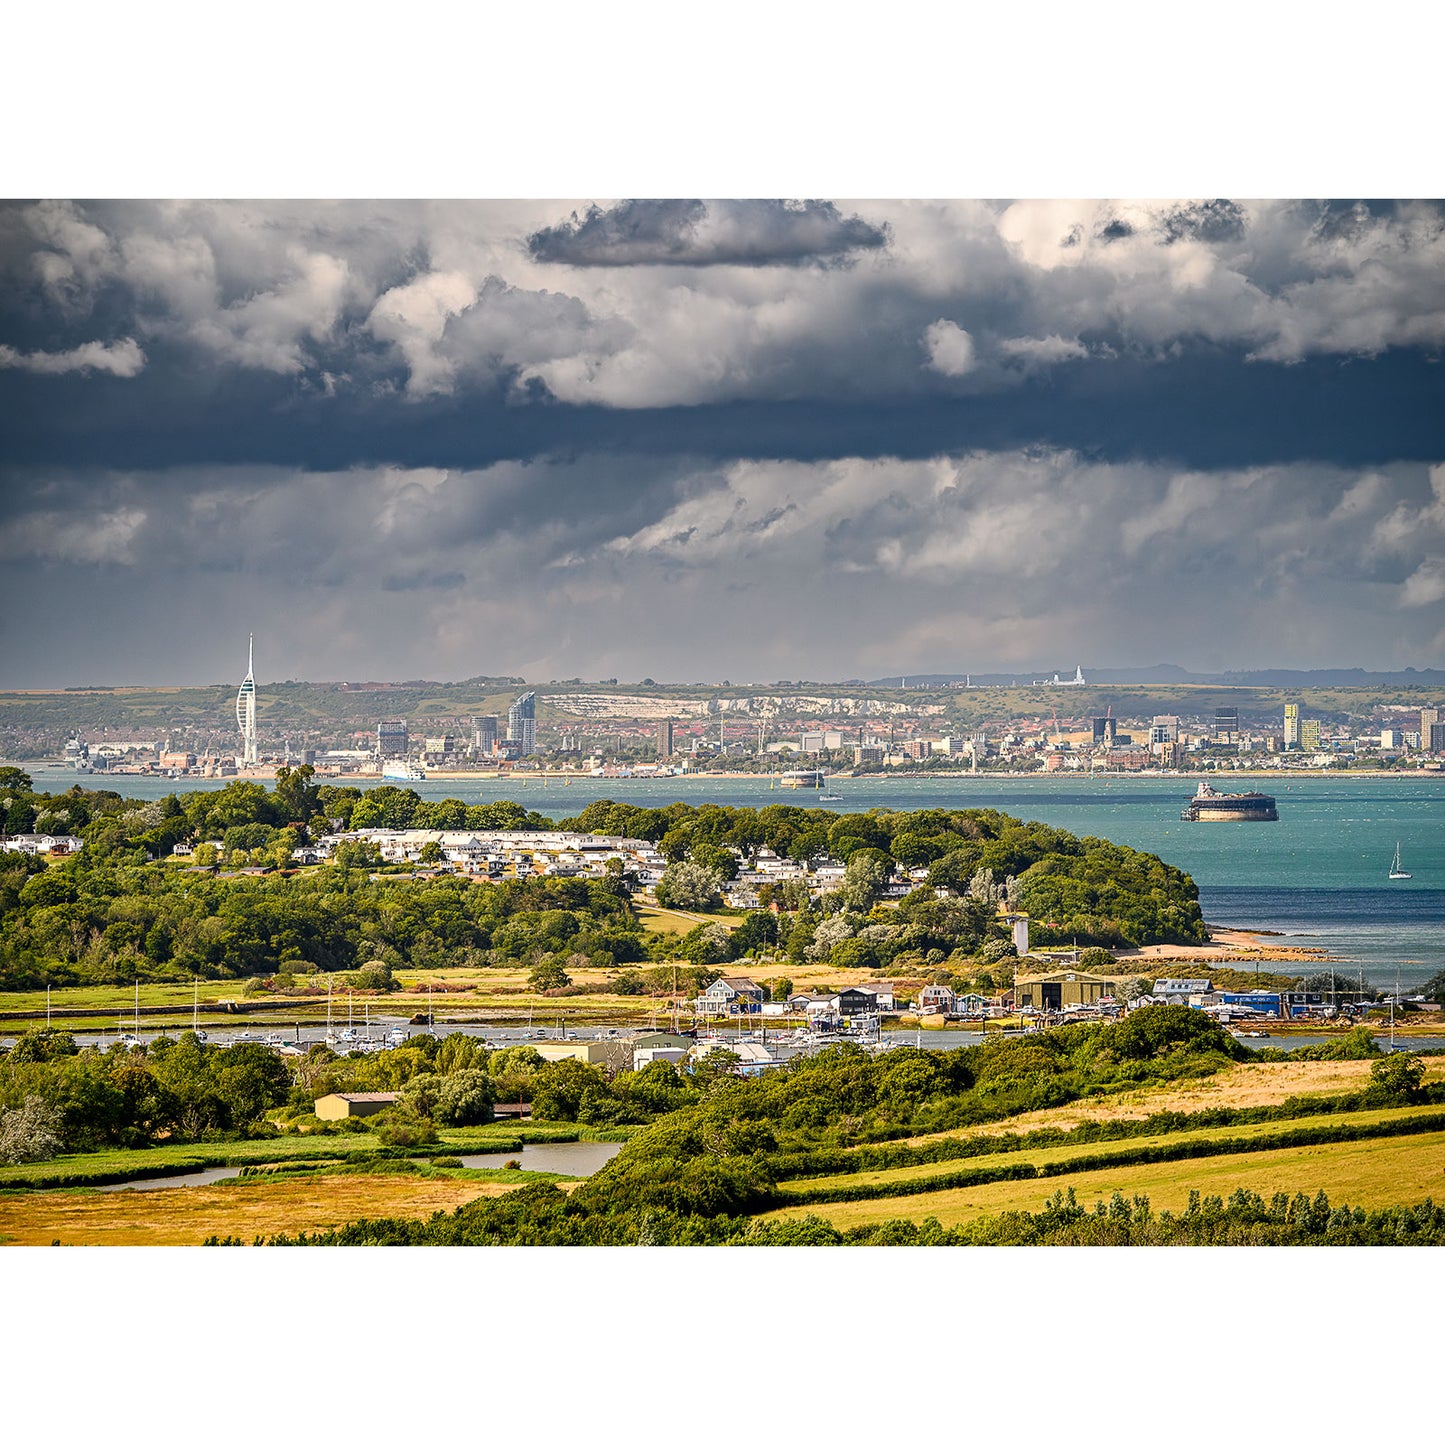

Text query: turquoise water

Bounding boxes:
[27,767,1444,987]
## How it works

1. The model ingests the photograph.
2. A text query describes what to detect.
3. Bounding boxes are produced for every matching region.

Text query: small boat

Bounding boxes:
[115,1032,144,1050]
[1388,843,1411,880]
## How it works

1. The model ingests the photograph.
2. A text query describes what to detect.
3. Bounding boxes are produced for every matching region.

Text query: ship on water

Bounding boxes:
[1180,779,1278,821]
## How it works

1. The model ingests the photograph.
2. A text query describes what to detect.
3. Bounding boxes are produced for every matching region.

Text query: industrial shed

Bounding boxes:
[1014,970,1114,1012]
[314,1091,398,1120]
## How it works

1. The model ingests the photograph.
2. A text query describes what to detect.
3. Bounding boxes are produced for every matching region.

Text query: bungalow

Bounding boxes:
[788,992,841,1018]
[696,976,766,1017]
[2,834,84,857]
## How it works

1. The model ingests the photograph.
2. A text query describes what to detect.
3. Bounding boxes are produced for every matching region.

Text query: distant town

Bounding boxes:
[10,642,1443,782]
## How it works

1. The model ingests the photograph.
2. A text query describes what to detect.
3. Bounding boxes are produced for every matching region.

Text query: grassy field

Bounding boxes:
[0,955,903,1030]
[896,1059,1445,1147]
[776,1105,1445,1199]
[0,1170,541,1246]
[768,1132,1445,1232]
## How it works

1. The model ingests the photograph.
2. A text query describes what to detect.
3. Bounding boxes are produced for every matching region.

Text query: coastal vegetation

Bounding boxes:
[5,1003,1443,1246]
[0,774,1205,991]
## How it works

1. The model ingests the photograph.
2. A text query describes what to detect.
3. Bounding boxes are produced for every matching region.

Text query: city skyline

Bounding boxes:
[2,199,1443,688]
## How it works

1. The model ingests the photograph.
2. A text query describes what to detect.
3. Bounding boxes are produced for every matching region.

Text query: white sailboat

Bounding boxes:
[1388,843,1411,880]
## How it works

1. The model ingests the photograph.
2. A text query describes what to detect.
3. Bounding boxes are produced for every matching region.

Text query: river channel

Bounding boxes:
[94,1138,625,1192]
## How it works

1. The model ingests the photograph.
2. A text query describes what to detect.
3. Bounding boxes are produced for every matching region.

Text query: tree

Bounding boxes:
[978,937,1017,967]
[434,1069,495,1126]
[1418,969,1445,1006]
[273,764,321,823]
[10,1027,78,1063]
[417,841,445,867]
[1368,1052,1424,1104]
[677,922,734,968]
[842,850,892,911]
[333,840,383,871]
[806,916,853,961]
[1116,976,1154,1004]
[0,1096,64,1164]
[690,843,739,882]
[770,976,793,1002]
[355,959,396,992]
[655,860,724,912]
[529,956,573,992]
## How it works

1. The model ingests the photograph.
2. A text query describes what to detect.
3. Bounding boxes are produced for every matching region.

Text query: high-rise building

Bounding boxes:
[1420,708,1439,750]
[657,719,674,759]
[235,634,258,765]
[1301,718,1321,752]
[1214,707,1239,744]
[377,722,408,758]
[1429,722,1445,752]
[473,715,498,755]
[507,692,537,756]
[1284,703,1300,749]
[1150,715,1180,745]
[1091,716,1116,746]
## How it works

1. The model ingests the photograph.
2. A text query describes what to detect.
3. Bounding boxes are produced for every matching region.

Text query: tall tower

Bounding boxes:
[507,691,537,756]
[1283,702,1299,750]
[236,634,258,765]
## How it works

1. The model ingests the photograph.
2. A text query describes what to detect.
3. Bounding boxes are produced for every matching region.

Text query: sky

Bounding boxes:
[2,196,1443,687]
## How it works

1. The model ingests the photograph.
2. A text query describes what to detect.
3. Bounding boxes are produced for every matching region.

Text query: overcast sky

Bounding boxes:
[2,197,1443,687]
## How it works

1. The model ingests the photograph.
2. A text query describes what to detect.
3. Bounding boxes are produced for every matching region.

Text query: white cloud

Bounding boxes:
[997,333,1089,368]
[923,319,975,376]
[0,337,145,376]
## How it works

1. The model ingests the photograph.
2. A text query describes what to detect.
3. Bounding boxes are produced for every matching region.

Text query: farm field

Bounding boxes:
[0,1170,542,1246]
[898,1058,1445,1146]
[767,1131,1445,1232]
[777,1104,1445,1198]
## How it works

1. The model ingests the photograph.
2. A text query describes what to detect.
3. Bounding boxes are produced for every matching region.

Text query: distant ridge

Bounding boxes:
[869,666,1445,687]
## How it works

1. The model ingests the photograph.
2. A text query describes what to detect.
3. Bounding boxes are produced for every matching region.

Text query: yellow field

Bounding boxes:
[769,1133,1445,1232]
[0,1172,556,1247]
[898,1058,1445,1147]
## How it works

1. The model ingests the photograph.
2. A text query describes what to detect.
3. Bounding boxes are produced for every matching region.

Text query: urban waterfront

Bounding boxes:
[25,766,1444,988]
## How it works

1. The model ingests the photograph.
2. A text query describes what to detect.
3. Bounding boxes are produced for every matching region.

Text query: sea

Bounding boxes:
[24,766,1445,991]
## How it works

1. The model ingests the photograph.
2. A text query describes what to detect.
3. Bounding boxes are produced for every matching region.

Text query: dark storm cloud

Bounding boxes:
[1,200,1443,685]
[526,199,890,267]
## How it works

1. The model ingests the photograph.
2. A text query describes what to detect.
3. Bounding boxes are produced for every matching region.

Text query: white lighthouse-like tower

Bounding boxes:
[236,634,258,765]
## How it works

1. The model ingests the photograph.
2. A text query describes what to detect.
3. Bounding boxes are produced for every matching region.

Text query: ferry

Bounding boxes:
[1180,779,1278,821]
[381,760,427,782]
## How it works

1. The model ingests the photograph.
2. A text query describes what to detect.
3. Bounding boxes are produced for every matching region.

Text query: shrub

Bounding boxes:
[375,1117,439,1148]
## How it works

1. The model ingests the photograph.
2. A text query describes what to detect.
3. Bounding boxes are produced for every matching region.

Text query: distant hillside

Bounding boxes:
[871,666,1445,687]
